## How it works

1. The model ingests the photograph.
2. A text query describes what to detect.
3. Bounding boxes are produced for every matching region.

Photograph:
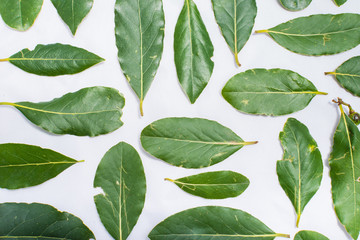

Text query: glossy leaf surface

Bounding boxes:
[0,86,125,137]
[257,14,360,55]
[141,117,257,169]
[222,69,326,116]
[166,170,249,199]
[329,104,360,240]
[174,0,214,103]
[115,0,165,116]
[211,0,257,66]
[0,202,94,239]
[51,0,93,35]
[4,43,104,76]
[149,206,290,239]
[277,118,323,227]
[334,0,347,6]
[0,0,43,31]
[326,56,360,97]
[0,143,80,189]
[294,230,329,240]
[94,142,146,240]
[279,0,311,11]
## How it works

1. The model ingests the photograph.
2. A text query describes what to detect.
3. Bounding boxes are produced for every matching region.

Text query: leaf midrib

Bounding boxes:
[0,161,76,168]
[223,91,324,95]
[8,57,100,61]
[0,236,67,240]
[186,0,194,98]
[149,233,280,238]
[267,26,360,37]
[142,135,245,146]
[174,180,247,187]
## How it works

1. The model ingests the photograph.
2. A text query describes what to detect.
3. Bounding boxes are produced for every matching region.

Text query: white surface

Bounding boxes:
[0,0,359,239]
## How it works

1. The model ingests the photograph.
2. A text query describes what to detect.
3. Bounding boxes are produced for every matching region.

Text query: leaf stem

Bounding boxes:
[0,102,15,106]
[78,160,85,163]
[325,71,336,75]
[243,141,258,145]
[164,178,174,182]
[316,92,328,95]
[255,29,268,34]
[333,97,356,114]
[234,52,241,67]
[0,58,9,62]
[140,99,144,116]
[275,233,291,238]
[296,214,300,227]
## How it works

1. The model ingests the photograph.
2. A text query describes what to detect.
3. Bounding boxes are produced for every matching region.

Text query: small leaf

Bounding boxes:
[211,0,257,66]
[279,0,312,11]
[0,43,104,76]
[256,13,360,55]
[329,103,360,240]
[149,206,290,240]
[51,0,93,35]
[294,230,329,240]
[277,118,323,227]
[222,68,327,116]
[94,142,146,240]
[0,0,43,31]
[174,0,214,103]
[334,0,347,6]
[0,86,125,137]
[166,170,249,199]
[0,202,94,239]
[115,0,165,116]
[326,56,360,97]
[141,117,257,169]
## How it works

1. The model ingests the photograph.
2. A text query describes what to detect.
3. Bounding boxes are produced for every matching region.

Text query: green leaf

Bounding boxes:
[222,69,327,116]
[277,118,323,227]
[256,13,360,55]
[50,0,93,35]
[0,86,125,137]
[294,230,329,240]
[174,0,214,103]
[334,0,347,6]
[0,43,104,76]
[115,0,165,116]
[141,117,257,169]
[326,56,360,97]
[94,142,146,240]
[279,0,312,11]
[0,143,81,189]
[166,170,249,199]
[149,206,290,239]
[329,104,360,240]
[0,0,43,31]
[0,202,94,239]
[211,0,257,66]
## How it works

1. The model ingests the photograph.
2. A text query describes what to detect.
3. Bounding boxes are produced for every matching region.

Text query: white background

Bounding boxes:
[0,0,360,239]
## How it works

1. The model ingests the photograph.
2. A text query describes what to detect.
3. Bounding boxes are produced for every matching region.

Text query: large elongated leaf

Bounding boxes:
[294,230,329,240]
[149,206,290,239]
[141,117,257,169]
[0,86,125,137]
[222,69,327,116]
[256,14,360,55]
[174,0,214,103]
[334,0,347,6]
[329,104,360,240]
[94,142,146,240]
[0,0,43,31]
[326,56,360,97]
[0,202,94,239]
[277,118,323,227]
[51,0,93,35]
[211,0,257,66]
[0,143,81,189]
[279,0,312,11]
[0,43,104,76]
[115,0,164,116]
[166,170,249,199]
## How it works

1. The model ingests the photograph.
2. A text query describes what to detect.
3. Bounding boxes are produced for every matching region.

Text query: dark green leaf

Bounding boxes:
[329,104,360,240]
[326,56,360,97]
[149,206,290,240]
[0,202,94,239]
[94,142,146,240]
[0,0,43,31]
[0,86,125,137]
[115,0,165,116]
[294,230,329,240]
[256,13,360,55]
[334,0,347,6]
[222,69,327,116]
[1,43,104,76]
[141,117,257,169]
[174,0,214,103]
[279,0,311,11]
[166,170,249,199]
[51,0,93,35]
[277,118,323,227]
[211,0,257,66]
